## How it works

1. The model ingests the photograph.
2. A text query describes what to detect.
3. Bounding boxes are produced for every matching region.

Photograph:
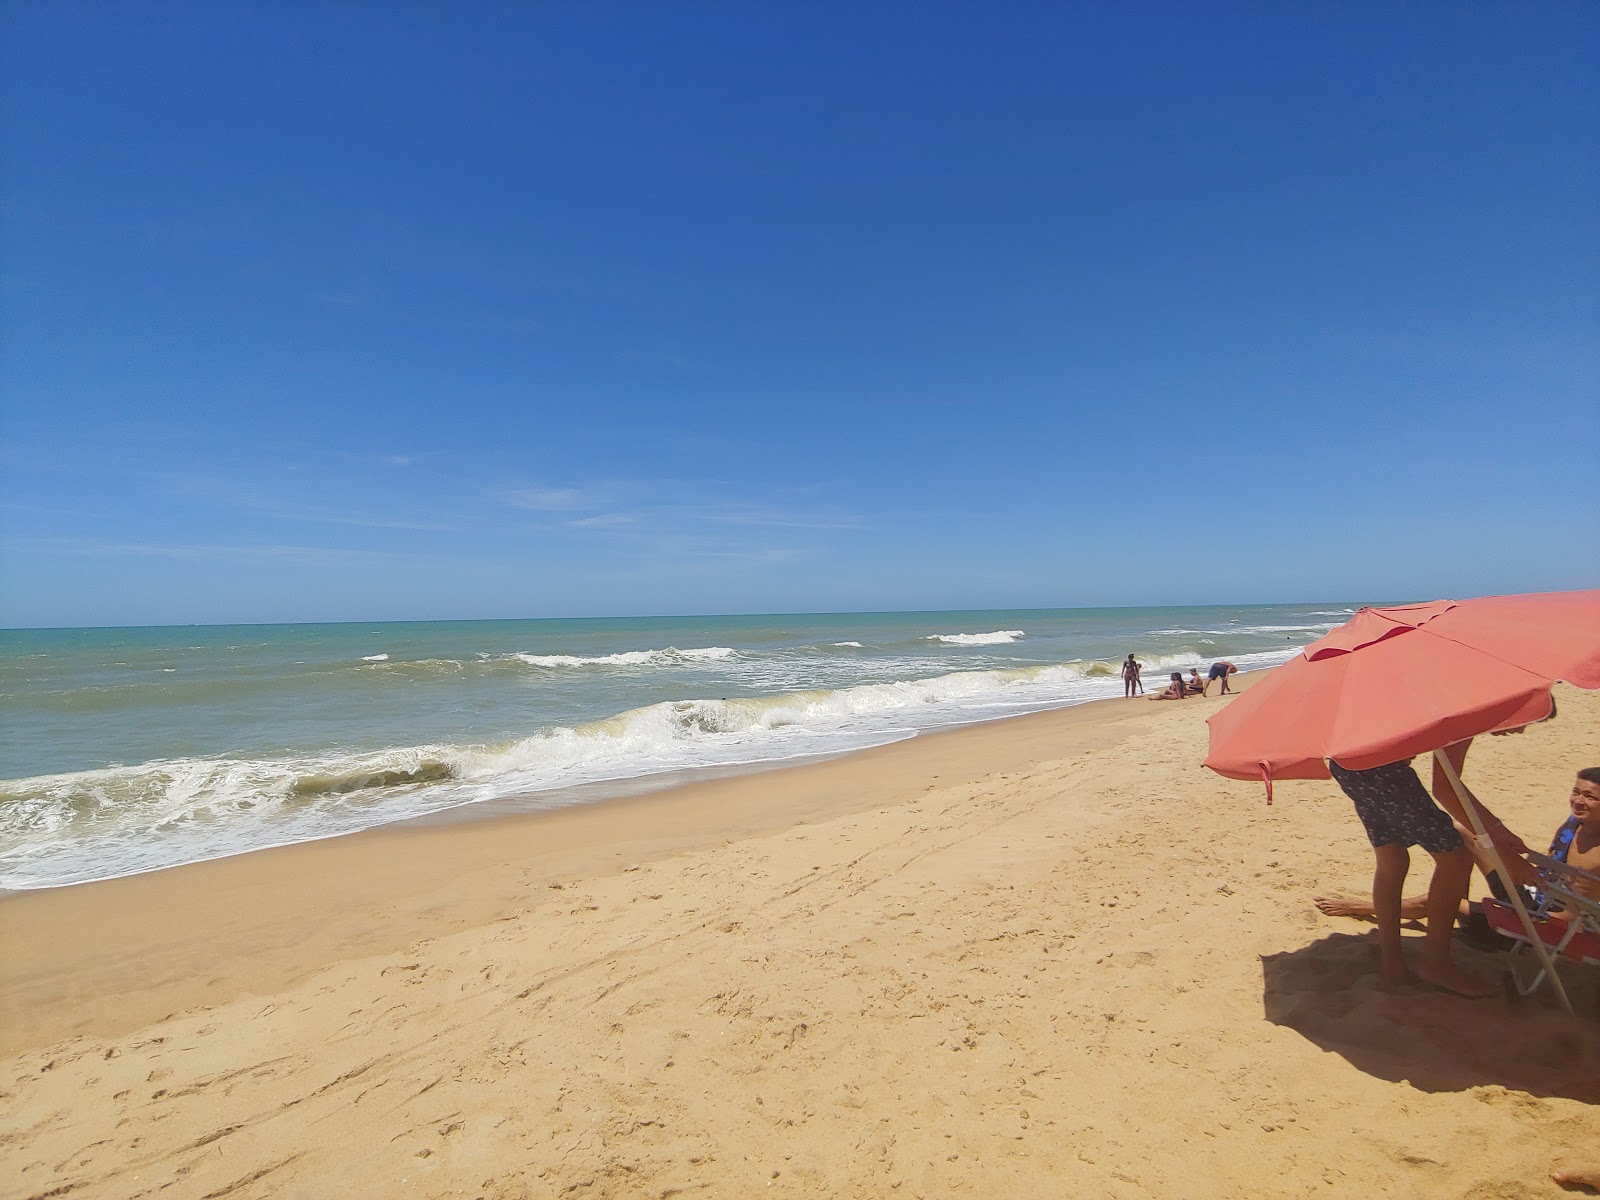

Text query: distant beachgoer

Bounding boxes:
[1326,756,1497,997]
[1152,671,1187,700]
[1203,660,1236,696]
[1122,654,1143,698]
[1186,668,1205,695]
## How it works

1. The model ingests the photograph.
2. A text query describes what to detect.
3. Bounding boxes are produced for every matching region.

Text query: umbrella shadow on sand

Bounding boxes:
[1261,931,1600,1103]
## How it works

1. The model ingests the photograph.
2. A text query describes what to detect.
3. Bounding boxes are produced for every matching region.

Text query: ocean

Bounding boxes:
[0,602,1356,890]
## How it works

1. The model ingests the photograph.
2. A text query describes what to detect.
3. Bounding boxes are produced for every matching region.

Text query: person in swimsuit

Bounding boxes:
[1326,756,1497,997]
[1203,660,1236,696]
[1186,668,1205,695]
[1152,671,1187,700]
[1122,654,1143,698]
[1536,766,1600,920]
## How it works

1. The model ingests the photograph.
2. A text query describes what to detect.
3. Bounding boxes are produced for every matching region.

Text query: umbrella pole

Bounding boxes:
[1431,751,1573,1017]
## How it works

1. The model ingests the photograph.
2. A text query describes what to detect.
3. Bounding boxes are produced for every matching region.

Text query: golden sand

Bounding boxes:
[3,675,1597,1199]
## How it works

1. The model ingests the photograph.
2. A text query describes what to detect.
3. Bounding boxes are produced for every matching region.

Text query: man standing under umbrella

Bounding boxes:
[1327,754,1499,998]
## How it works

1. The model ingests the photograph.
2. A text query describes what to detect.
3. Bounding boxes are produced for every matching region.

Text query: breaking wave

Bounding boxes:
[0,657,1147,889]
[924,630,1025,646]
[512,646,737,669]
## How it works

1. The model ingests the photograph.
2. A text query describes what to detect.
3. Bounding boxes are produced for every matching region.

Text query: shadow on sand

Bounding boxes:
[1261,931,1600,1103]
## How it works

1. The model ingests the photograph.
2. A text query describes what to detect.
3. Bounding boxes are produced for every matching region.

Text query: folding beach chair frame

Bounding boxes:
[1432,753,1582,1018]
[1480,855,1600,1007]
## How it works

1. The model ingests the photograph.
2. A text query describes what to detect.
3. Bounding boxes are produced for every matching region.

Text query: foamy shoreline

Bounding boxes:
[3,674,1596,1199]
[2,604,1336,891]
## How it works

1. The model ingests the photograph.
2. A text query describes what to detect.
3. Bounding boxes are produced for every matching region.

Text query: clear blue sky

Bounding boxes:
[3,1,1596,628]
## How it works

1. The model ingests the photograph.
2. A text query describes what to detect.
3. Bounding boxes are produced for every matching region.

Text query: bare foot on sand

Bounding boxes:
[1415,962,1498,999]
[1314,894,1376,919]
[1553,1168,1600,1192]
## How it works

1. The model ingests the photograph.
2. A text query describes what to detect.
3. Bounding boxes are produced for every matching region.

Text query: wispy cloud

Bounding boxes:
[629,534,809,566]
[168,475,452,531]
[620,348,708,374]
[690,505,863,531]
[305,512,453,531]
[505,487,587,511]
[14,537,401,565]
[500,479,863,538]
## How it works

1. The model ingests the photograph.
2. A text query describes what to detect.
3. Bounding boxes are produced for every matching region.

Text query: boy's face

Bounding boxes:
[1571,776,1600,827]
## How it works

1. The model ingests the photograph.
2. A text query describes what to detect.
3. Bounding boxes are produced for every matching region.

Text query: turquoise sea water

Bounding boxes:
[0,603,1357,889]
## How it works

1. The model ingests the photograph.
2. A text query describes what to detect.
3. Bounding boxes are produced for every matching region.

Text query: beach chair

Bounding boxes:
[1480,850,1600,1007]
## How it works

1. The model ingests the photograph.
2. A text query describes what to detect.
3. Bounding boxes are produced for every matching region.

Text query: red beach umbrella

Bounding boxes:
[1202,588,1600,1015]
[1203,590,1600,794]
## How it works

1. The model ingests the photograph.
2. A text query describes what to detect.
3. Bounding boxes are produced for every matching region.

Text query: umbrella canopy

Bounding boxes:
[1204,589,1600,791]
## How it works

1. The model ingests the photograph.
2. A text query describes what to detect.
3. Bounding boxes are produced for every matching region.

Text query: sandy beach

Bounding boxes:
[3,675,1597,1199]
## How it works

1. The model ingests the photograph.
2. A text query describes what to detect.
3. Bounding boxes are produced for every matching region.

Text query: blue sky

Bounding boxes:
[3,1,1596,628]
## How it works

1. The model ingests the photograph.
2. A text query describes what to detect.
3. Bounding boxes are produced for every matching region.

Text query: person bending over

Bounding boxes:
[1202,660,1236,696]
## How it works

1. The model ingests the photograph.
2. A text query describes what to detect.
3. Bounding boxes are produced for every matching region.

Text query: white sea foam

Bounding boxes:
[1225,623,1342,635]
[512,646,737,669]
[1,605,1332,891]
[0,653,1222,889]
[925,630,1025,646]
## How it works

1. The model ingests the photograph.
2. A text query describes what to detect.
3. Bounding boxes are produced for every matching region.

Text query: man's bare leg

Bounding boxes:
[1371,843,1415,987]
[1415,845,1496,998]
[1315,893,1429,920]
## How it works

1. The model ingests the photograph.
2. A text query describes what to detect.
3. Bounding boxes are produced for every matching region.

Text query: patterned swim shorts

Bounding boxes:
[1328,759,1464,853]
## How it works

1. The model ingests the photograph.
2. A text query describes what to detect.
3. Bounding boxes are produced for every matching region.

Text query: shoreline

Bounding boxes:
[4,669,1265,898]
[0,687,1160,1054]
[5,673,1597,1199]
[0,683,1180,896]
[2,603,1326,894]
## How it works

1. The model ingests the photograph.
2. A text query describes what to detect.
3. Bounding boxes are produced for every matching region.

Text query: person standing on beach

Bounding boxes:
[1203,660,1236,696]
[1122,654,1143,698]
[1327,756,1498,997]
